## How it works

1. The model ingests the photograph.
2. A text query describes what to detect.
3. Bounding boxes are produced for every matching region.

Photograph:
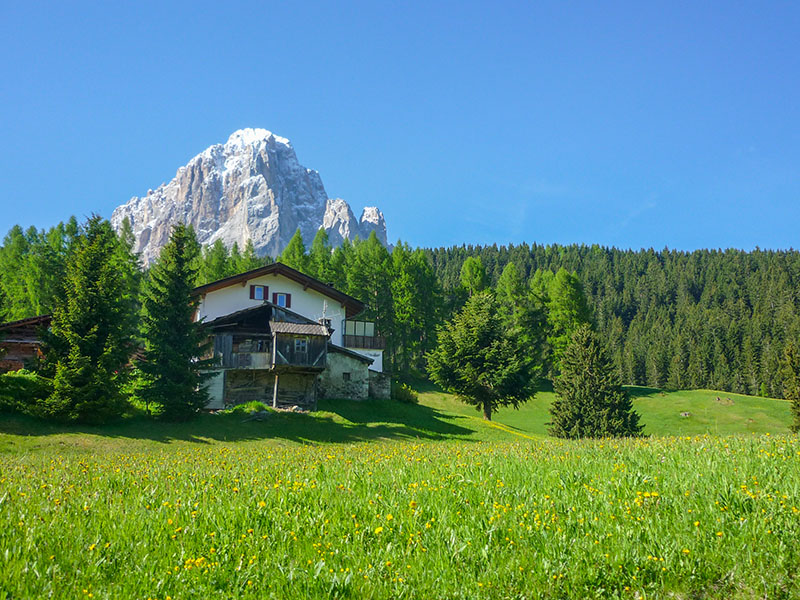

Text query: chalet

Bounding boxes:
[193,262,390,409]
[0,315,51,372]
[0,263,390,410]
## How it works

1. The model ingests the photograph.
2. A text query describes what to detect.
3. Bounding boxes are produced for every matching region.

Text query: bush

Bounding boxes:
[392,382,418,404]
[223,401,274,415]
[0,370,53,416]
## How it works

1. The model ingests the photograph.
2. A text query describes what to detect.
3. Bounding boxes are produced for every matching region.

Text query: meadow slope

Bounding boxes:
[0,386,798,599]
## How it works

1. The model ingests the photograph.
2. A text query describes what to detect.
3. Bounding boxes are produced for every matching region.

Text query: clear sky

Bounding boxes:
[2,1,799,251]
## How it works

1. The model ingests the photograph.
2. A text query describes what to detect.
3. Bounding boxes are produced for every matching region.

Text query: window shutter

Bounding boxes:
[272,292,278,304]
[263,286,269,299]
[286,294,292,308]
[249,285,255,299]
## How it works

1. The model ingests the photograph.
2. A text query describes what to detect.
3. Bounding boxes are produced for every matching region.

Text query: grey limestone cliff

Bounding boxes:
[111,128,387,265]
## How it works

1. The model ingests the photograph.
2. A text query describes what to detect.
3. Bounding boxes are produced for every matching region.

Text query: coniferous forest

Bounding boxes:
[2,217,800,399]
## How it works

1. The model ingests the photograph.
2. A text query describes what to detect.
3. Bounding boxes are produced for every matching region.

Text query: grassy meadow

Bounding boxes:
[1,384,798,599]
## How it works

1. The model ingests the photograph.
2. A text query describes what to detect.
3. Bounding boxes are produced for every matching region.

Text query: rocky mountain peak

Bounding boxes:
[111,129,387,265]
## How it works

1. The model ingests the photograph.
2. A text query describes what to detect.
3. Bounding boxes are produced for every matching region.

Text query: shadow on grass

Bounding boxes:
[0,397,477,447]
[321,398,473,438]
[624,386,665,398]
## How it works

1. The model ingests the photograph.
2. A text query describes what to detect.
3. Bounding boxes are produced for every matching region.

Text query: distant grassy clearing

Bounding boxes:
[417,382,793,438]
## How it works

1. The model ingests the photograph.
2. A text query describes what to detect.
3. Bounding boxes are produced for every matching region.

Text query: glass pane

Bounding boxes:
[355,321,365,336]
[276,294,286,307]
[254,286,264,300]
[345,321,356,335]
[364,322,375,337]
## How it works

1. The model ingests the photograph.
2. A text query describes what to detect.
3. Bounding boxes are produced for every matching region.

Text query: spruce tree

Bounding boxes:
[42,216,136,423]
[137,224,210,420]
[427,291,539,420]
[549,324,643,438]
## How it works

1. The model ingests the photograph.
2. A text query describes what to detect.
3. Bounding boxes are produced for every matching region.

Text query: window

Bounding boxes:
[294,338,308,353]
[273,292,291,308]
[249,285,268,301]
[342,372,351,381]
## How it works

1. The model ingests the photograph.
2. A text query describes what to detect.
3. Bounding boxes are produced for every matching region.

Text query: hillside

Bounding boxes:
[418,381,794,438]
[0,383,792,457]
[1,390,798,599]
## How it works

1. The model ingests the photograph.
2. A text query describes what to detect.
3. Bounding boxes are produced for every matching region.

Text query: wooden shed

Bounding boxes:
[203,303,330,410]
[0,315,51,372]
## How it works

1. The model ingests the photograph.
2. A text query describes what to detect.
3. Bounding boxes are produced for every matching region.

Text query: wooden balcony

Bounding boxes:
[343,335,386,350]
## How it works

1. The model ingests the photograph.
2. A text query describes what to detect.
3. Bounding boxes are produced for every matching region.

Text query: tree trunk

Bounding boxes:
[483,401,491,421]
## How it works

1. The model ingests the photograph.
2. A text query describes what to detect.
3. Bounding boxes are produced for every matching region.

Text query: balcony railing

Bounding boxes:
[343,335,386,350]
[221,351,272,369]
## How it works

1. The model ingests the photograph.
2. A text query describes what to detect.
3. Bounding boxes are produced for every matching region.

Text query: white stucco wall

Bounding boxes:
[347,349,383,372]
[196,274,348,346]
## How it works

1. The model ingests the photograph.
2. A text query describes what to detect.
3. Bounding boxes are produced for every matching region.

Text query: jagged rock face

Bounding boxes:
[111,128,387,265]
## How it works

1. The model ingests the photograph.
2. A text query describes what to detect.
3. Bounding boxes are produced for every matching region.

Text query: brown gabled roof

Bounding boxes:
[191,262,365,319]
[0,314,52,331]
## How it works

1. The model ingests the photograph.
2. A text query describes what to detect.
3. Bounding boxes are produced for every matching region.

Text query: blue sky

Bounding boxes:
[2,1,799,251]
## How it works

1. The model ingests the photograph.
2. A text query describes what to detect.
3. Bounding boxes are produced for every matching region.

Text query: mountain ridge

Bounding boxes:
[111,128,387,264]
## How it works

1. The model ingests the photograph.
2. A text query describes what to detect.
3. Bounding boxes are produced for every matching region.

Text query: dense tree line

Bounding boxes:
[427,243,800,398]
[3,218,800,401]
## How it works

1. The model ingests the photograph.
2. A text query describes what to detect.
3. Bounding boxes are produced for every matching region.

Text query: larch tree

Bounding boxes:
[137,224,210,420]
[309,228,335,284]
[460,256,487,296]
[549,324,643,438]
[279,229,309,273]
[392,243,441,371]
[347,233,394,352]
[199,239,230,284]
[427,291,538,420]
[545,268,593,374]
[42,216,136,423]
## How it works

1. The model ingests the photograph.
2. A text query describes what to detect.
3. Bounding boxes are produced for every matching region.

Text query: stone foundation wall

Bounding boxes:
[368,369,391,400]
[319,352,370,400]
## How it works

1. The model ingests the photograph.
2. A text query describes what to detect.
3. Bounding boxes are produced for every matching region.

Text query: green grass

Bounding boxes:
[0,386,798,599]
[416,380,794,438]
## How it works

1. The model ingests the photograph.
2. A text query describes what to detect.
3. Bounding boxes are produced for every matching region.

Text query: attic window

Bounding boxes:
[250,285,268,301]
[273,292,291,308]
[342,372,351,381]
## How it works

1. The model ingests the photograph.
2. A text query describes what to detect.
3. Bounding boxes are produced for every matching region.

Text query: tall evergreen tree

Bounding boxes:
[199,239,230,284]
[495,262,525,319]
[347,233,394,351]
[391,243,441,371]
[427,291,539,420]
[309,228,335,284]
[114,216,142,324]
[41,216,136,423]
[279,229,309,273]
[545,268,593,374]
[549,324,643,438]
[137,224,210,420]
[460,256,487,296]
